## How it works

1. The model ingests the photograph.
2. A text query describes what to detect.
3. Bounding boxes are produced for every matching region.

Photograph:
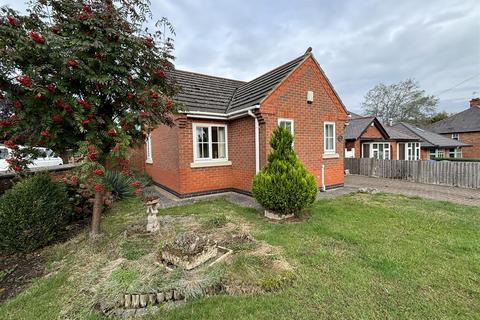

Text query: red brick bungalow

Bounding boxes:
[344,114,422,160]
[133,48,349,197]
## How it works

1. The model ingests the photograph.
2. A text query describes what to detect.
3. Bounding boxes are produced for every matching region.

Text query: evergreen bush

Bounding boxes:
[0,174,71,253]
[252,127,317,216]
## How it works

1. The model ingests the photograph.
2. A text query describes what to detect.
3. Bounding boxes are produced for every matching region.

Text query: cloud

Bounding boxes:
[2,0,479,113]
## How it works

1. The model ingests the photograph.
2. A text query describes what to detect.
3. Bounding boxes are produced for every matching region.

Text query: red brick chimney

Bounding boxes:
[470,98,480,108]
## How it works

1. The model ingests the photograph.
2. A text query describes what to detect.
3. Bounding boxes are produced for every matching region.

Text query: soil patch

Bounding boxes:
[0,252,45,304]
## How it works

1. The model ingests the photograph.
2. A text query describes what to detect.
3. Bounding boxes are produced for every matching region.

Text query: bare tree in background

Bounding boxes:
[361,79,438,125]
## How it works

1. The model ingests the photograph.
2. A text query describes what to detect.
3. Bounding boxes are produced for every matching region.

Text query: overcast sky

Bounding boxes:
[2,0,479,114]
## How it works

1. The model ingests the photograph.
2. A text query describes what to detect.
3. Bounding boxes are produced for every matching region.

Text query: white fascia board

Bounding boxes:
[182,105,260,120]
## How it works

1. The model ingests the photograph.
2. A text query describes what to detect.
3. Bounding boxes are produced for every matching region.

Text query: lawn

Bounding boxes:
[0,192,479,319]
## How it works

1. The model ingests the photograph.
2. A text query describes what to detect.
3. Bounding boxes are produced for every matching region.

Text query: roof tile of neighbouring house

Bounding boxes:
[393,123,470,148]
[345,115,419,141]
[173,49,342,115]
[428,106,480,134]
[383,125,420,141]
[344,117,376,140]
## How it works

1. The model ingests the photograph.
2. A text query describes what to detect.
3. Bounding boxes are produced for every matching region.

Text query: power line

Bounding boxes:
[435,74,480,96]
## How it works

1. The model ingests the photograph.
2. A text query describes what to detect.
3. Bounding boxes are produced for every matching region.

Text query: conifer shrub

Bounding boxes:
[252,127,317,216]
[0,174,71,253]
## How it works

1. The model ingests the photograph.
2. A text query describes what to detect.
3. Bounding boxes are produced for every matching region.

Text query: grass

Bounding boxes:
[0,193,479,319]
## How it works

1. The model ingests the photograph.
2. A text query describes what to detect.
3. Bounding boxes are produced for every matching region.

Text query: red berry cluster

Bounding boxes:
[77,99,91,110]
[16,75,32,88]
[66,59,78,67]
[29,31,45,44]
[7,16,19,27]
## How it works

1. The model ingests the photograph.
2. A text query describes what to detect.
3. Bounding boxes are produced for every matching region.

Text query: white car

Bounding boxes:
[0,146,63,171]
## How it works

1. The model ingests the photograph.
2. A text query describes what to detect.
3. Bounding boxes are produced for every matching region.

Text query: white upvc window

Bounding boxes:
[362,142,390,160]
[193,123,228,162]
[397,142,421,160]
[429,148,445,159]
[324,122,336,154]
[278,118,294,136]
[145,133,153,163]
[452,133,459,141]
[449,147,462,158]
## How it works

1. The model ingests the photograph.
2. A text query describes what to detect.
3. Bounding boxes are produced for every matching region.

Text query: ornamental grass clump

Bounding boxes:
[252,127,317,216]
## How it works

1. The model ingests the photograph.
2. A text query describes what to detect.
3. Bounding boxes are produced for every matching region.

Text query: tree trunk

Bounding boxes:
[91,190,103,236]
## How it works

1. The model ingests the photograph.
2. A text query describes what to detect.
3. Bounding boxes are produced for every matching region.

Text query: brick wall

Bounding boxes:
[260,56,348,187]
[145,120,181,192]
[441,132,480,158]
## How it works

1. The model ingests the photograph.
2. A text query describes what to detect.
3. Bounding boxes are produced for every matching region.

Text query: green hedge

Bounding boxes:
[252,127,317,216]
[433,157,480,162]
[0,174,72,253]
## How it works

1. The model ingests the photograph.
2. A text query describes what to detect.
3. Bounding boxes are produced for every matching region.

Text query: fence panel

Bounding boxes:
[344,159,480,189]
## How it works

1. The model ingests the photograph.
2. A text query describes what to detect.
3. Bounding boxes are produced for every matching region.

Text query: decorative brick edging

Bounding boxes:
[121,288,183,309]
[105,285,223,318]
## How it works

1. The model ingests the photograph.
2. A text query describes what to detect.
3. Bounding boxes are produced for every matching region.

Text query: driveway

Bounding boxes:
[344,175,480,207]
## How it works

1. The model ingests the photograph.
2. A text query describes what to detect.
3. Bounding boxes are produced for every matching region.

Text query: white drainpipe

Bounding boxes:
[247,110,260,173]
[321,163,326,192]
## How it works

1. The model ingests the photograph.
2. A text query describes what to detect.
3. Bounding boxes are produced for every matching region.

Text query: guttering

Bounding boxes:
[181,105,260,120]
[247,109,260,174]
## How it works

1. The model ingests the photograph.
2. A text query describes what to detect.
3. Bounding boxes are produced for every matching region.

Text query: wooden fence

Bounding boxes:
[345,158,480,189]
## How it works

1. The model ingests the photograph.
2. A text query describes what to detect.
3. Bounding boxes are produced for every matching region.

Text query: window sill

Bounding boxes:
[190,160,232,168]
[323,153,339,159]
[145,159,153,164]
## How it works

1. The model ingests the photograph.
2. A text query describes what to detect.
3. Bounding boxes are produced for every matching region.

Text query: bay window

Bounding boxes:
[193,124,228,162]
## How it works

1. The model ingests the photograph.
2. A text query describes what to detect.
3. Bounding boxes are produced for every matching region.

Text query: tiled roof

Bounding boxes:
[393,123,470,148]
[383,125,420,140]
[344,117,375,140]
[428,106,480,134]
[227,54,306,112]
[173,70,245,113]
[348,111,364,119]
[345,115,419,141]
[173,49,342,115]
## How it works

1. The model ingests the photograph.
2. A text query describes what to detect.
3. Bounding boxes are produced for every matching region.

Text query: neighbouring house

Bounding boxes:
[428,98,480,158]
[133,48,348,197]
[391,122,470,160]
[344,114,422,160]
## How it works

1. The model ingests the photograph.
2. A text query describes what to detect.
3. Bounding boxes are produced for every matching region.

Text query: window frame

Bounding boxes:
[449,147,462,158]
[451,133,459,141]
[361,142,390,160]
[324,121,336,154]
[277,118,294,136]
[192,123,228,163]
[398,142,421,160]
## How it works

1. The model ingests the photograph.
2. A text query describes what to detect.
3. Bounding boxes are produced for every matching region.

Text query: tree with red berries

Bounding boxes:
[0,0,179,236]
